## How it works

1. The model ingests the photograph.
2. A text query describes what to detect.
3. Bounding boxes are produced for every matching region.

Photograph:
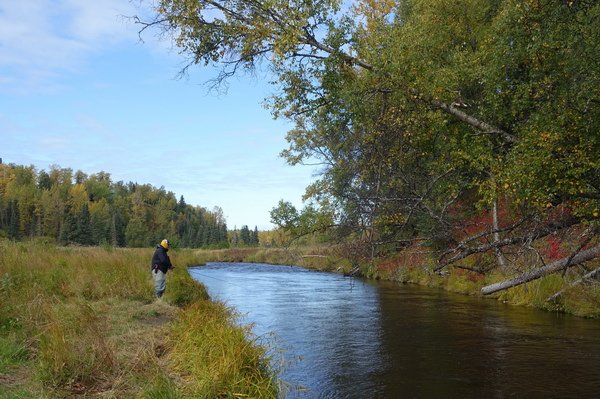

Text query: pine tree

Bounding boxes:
[59,205,77,245]
[219,224,228,246]
[7,200,20,239]
[75,203,93,245]
[240,225,251,246]
[210,223,220,246]
[176,195,187,213]
[110,211,126,247]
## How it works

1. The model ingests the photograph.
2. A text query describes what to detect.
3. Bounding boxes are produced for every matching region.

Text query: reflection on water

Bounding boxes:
[189,263,600,398]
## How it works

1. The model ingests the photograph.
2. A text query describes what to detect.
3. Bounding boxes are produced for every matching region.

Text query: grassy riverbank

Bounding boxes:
[3,241,596,398]
[193,246,600,319]
[0,241,278,398]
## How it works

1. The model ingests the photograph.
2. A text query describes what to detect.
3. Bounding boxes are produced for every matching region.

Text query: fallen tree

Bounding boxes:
[481,245,600,295]
[546,266,600,302]
[435,215,579,272]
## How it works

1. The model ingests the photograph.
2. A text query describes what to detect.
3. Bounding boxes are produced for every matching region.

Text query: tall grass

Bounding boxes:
[0,240,279,398]
[167,300,279,398]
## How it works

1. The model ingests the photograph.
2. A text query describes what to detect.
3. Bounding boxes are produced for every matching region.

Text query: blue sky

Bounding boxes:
[0,1,318,230]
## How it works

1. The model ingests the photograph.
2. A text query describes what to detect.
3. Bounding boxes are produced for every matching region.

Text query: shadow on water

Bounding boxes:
[189,263,600,399]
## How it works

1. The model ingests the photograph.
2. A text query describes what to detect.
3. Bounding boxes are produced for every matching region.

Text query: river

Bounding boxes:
[189,262,600,398]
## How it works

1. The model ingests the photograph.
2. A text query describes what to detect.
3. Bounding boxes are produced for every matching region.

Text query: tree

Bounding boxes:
[85,172,112,202]
[74,170,88,185]
[74,203,93,245]
[230,227,240,247]
[7,200,20,239]
[270,199,335,243]
[176,195,186,213]
[59,204,77,245]
[37,170,52,190]
[39,186,64,238]
[270,200,299,231]
[125,214,150,247]
[0,160,228,248]
[90,199,112,244]
[240,225,251,246]
[142,0,600,290]
[110,210,126,247]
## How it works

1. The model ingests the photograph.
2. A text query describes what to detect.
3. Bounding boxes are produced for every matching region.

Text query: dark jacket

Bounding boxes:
[151,245,173,274]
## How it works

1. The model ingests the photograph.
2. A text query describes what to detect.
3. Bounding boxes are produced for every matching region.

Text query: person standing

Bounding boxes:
[151,239,174,298]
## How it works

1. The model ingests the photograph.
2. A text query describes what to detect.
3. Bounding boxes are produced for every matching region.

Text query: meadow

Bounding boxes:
[0,240,278,398]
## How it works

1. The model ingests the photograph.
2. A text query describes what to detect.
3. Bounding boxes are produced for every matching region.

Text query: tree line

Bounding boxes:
[230,225,260,247]
[143,0,599,293]
[0,162,231,248]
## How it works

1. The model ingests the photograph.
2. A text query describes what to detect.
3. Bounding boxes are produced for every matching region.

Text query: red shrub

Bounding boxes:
[545,236,564,260]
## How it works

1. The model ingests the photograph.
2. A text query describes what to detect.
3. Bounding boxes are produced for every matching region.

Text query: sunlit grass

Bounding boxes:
[0,240,279,398]
[167,300,279,398]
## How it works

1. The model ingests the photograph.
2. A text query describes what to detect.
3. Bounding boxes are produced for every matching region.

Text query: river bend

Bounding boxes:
[189,262,600,398]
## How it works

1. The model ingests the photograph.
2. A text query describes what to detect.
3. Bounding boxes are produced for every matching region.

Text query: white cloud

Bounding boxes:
[65,0,135,42]
[0,0,139,93]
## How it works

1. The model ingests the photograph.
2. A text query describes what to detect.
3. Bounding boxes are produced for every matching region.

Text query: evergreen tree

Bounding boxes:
[0,162,229,248]
[110,211,127,247]
[74,170,87,184]
[176,195,187,213]
[240,225,251,246]
[219,224,228,245]
[7,200,20,239]
[210,223,221,245]
[59,205,77,245]
[75,203,93,245]
[37,170,52,190]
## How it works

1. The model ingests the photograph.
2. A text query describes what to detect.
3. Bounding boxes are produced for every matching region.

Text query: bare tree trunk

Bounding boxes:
[481,245,600,295]
[492,200,507,271]
[546,266,600,302]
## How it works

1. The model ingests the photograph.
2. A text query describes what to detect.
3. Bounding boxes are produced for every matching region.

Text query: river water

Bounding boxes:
[189,262,600,398]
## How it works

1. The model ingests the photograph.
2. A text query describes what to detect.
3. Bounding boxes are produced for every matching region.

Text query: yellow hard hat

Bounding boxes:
[160,239,170,249]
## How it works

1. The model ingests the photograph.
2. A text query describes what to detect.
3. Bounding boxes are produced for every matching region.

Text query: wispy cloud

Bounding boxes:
[0,0,139,93]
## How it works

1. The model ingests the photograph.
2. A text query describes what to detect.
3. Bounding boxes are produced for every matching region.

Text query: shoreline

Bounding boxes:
[190,246,600,319]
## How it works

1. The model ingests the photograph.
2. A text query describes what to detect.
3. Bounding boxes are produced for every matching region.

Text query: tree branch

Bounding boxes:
[481,245,600,295]
[546,266,600,302]
[436,216,580,271]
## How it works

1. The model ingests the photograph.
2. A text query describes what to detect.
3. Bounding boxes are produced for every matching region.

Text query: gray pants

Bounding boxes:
[153,269,166,298]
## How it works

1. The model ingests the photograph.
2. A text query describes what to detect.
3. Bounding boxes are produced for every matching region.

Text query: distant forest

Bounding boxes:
[0,161,257,248]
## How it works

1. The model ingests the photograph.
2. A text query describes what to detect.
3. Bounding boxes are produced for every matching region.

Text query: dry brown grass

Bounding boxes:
[0,241,278,398]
